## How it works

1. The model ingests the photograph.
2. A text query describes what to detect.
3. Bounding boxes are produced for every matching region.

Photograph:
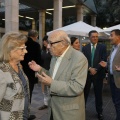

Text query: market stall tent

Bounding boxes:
[103,24,120,32]
[47,21,105,36]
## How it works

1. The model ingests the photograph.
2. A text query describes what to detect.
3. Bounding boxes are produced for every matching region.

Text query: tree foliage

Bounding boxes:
[95,0,120,27]
[107,0,120,23]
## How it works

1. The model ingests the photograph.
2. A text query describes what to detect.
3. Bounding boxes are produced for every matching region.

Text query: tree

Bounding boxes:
[95,0,120,28]
[107,0,120,24]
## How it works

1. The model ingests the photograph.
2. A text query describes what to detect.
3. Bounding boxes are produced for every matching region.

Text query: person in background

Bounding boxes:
[41,35,52,70]
[0,32,29,120]
[21,29,42,120]
[28,30,88,120]
[70,37,80,50]
[82,30,107,120]
[99,29,120,120]
[38,35,52,110]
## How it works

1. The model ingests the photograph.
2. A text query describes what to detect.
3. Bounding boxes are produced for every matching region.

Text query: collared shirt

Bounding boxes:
[91,43,97,50]
[52,46,70,79]
[110,43,120,74]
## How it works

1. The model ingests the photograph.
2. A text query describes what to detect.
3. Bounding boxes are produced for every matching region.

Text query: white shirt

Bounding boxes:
[52,46,70,79]
[91,43,97,50]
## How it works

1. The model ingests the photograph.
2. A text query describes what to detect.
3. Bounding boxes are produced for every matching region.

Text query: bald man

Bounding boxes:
[29,30,88,120]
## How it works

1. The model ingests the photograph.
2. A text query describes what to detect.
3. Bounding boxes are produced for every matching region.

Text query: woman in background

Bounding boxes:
[0,32,29,120]
[41,35,52,70]
[38,35,52,110]
[70,37,80,50]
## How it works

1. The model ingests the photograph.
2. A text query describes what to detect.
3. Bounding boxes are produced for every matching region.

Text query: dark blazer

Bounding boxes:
[21,37,42,84]
[82,43,107,77]
[41,50,52,70]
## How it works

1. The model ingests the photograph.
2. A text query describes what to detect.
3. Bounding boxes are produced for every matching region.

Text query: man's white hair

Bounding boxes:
[48,30,71,45]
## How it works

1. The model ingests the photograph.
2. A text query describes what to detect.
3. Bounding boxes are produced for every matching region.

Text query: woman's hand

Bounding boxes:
[28,60,41,72]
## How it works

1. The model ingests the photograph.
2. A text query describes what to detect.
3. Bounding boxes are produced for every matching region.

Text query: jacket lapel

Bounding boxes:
[54,46,72,80]
[88,44,91,63]
[113,46,120,62]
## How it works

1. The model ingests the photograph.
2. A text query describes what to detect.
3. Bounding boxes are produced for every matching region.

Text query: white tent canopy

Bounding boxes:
[103,24,120,32]
[47,21,105,36]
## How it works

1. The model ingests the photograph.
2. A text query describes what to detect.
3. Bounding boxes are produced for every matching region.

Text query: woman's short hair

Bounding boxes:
[42,35,48,41]
[42,35,48,51]
[0,31,27,62]
[70,37,78,45]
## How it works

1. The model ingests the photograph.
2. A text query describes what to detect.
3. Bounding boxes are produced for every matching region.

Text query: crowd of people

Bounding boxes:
[0,29,120,120]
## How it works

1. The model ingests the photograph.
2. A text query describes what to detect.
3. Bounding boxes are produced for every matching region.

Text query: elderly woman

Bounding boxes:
[70,37,80,50]
[0,32,29,120]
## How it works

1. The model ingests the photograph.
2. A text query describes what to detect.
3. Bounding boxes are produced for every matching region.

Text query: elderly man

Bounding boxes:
[29,30,88,120]
[100,29,120,120]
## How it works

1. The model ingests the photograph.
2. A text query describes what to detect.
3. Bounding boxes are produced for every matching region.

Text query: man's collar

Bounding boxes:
[113,43,120,48]
[90,43,97,47]
[56,45,70,59]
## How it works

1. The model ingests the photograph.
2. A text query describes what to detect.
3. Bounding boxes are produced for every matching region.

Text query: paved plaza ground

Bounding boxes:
[30,81,116,120]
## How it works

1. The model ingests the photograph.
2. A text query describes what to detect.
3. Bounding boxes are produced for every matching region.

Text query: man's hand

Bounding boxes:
[115,65,120,71]
[28,60,41,71]
[89,68,97,75]
[36,72,52,86]
[99,61,107,67]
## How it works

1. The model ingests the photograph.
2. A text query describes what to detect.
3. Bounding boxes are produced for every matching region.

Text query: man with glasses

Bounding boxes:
[28,30,88,120]
[21,29,42,120]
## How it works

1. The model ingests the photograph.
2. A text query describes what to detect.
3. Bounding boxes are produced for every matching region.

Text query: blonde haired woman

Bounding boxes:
[0,32,29,120]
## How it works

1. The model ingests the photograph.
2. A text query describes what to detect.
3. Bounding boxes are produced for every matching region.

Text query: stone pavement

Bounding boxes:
[30,84,48,120]
[30,82,116,120]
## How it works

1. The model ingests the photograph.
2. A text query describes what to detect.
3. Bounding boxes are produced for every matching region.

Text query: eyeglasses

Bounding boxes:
[16,46,27,51]
[48,40,63,46]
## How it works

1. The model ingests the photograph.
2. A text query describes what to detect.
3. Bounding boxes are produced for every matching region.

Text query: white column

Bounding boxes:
[38,10,45,46]
[32,19,36,30]
[76,4,84,21]
[91,15,96,26]
[5,0,19,33]
[53,0,63,29]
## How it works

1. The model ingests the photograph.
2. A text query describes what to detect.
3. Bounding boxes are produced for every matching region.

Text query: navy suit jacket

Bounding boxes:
[82,43,107,78]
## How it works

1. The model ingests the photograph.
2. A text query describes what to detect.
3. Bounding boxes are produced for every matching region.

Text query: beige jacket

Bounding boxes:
[110,46,120,88]
[39,47,88,120]
[0,62,30,120]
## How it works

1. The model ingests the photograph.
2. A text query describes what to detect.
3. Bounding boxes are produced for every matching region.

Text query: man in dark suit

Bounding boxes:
[100,29,120,120]
[82,30,107,120]
[21,30,42,120]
